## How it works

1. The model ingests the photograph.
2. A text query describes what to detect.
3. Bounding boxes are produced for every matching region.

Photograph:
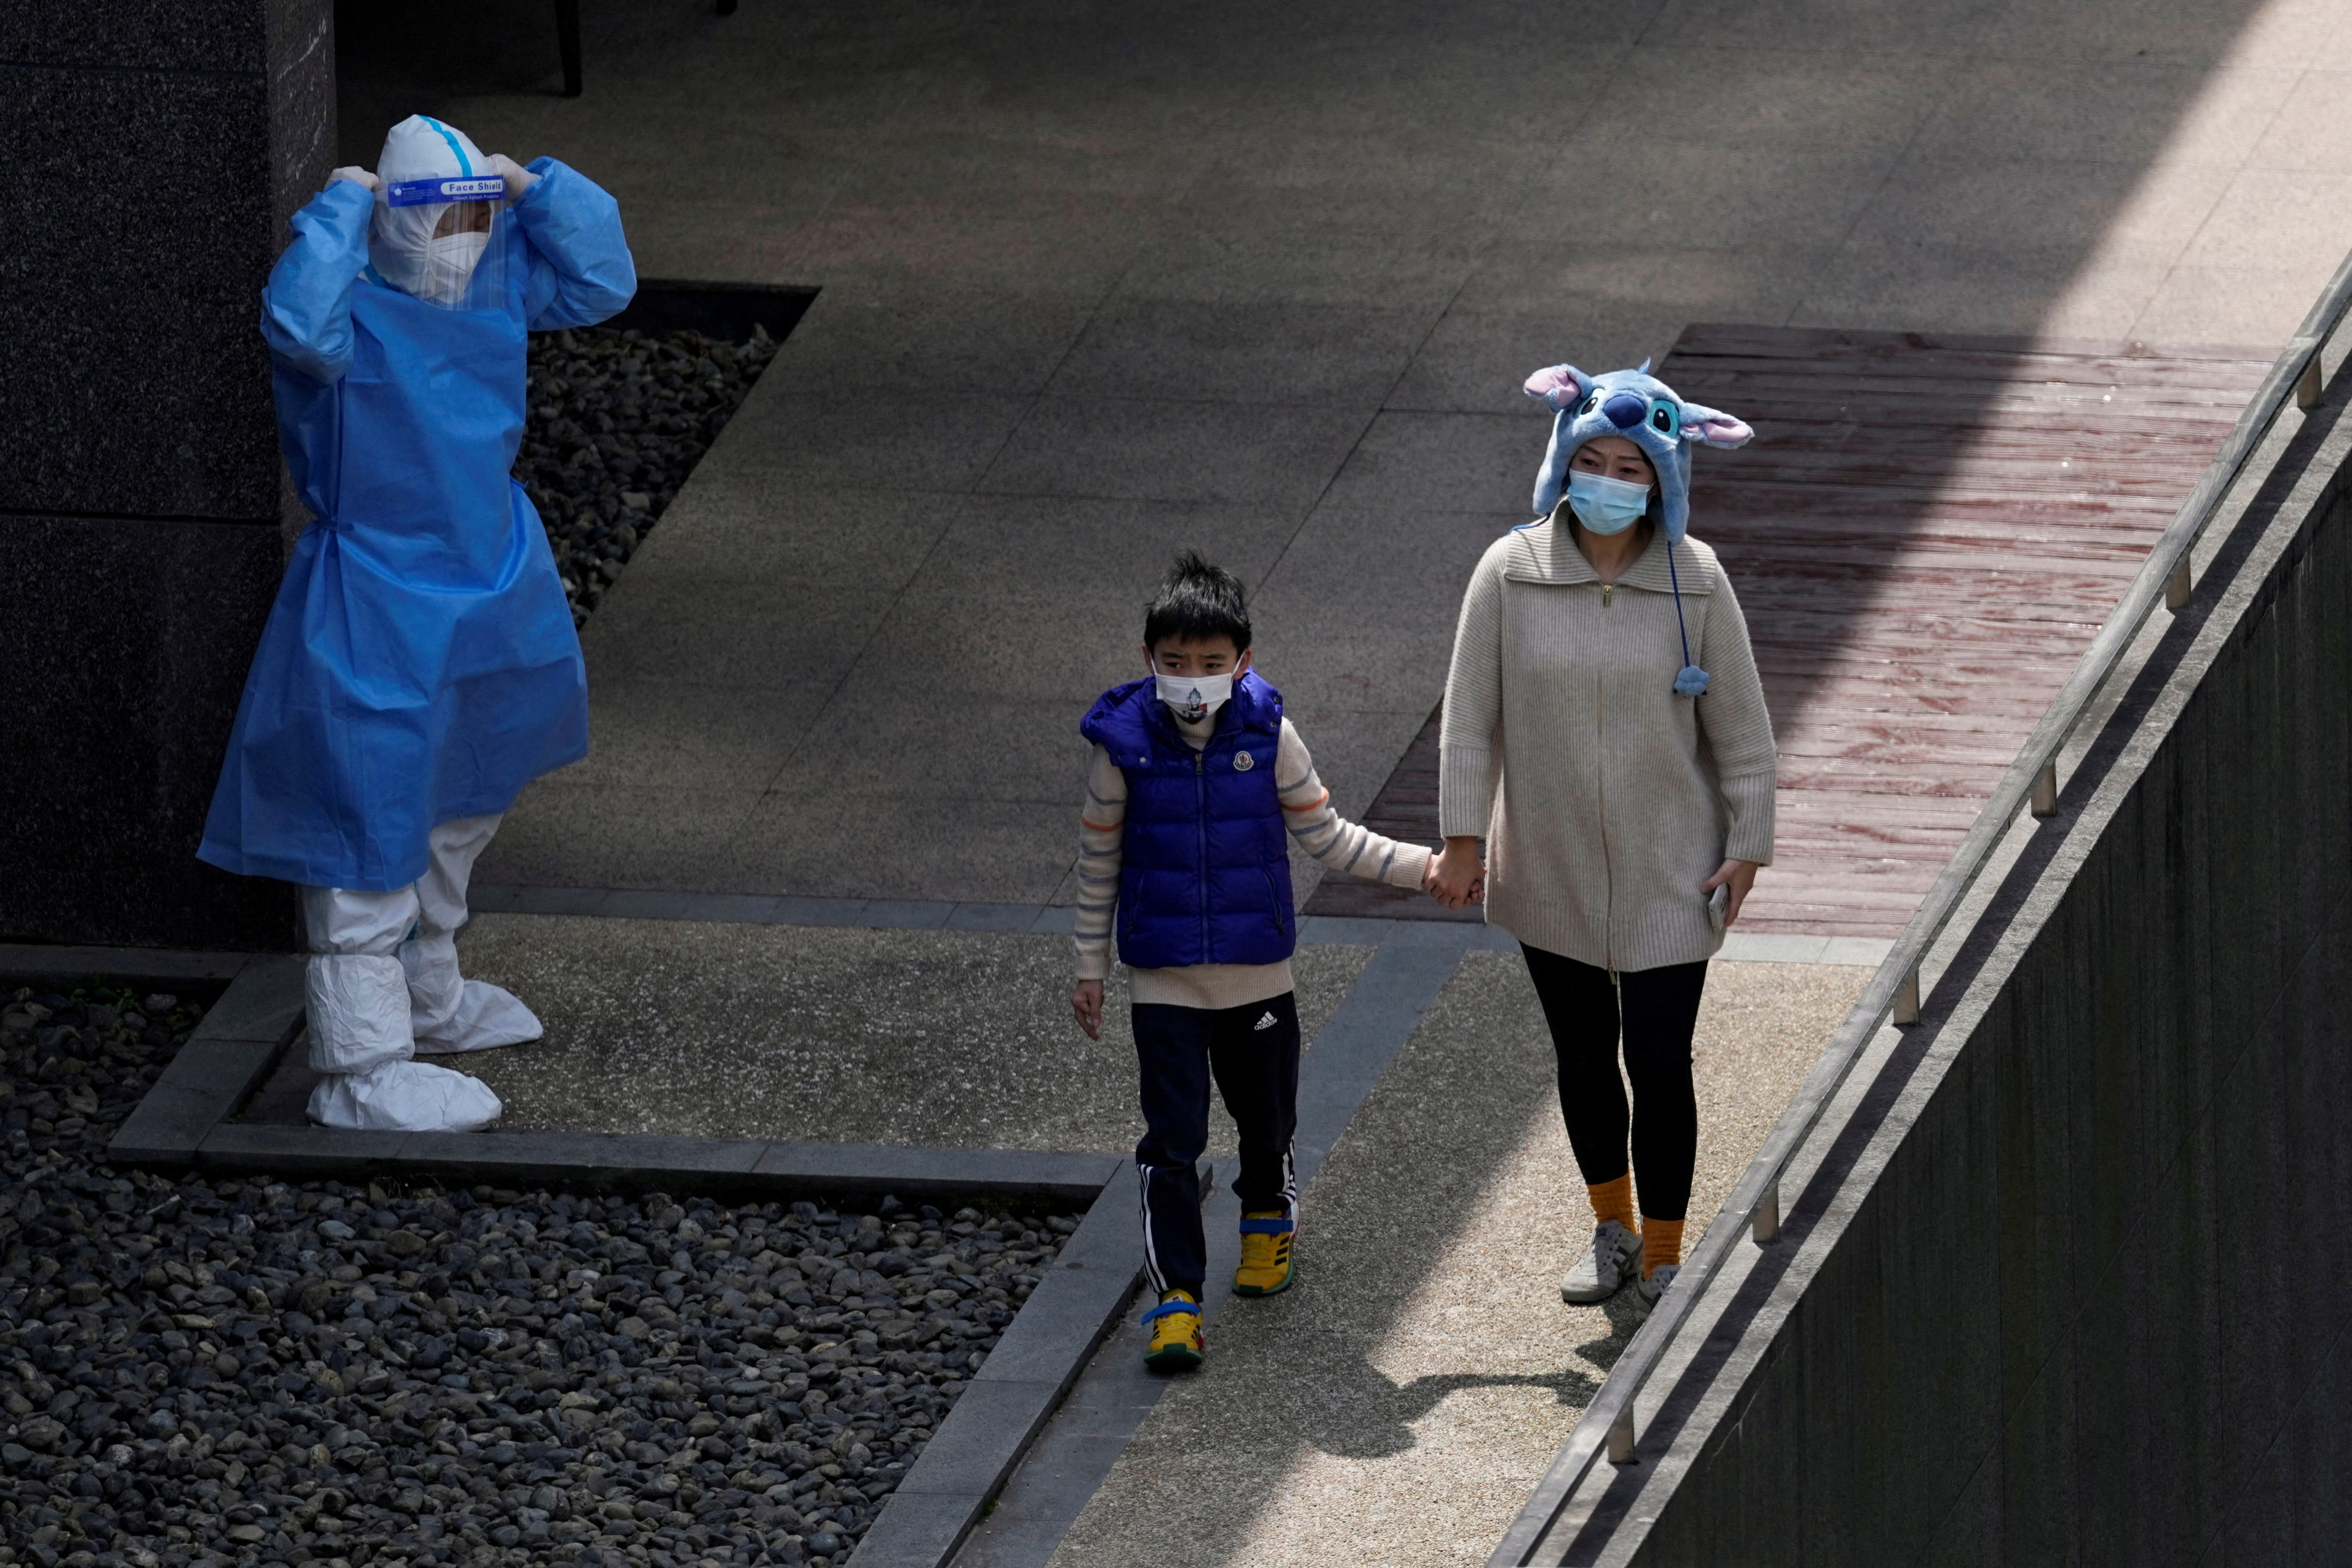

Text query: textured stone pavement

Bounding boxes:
[330,0,2352,1557]
[329,0,2352,908]
[1039,955,1868,1568]
[437,915,1370,1154]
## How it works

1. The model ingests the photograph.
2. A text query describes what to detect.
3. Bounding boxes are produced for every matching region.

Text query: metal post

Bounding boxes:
[2165,553,2192,612]
[1894,966,1921,1026]
[2030,760,2058,818]
[1607,1406,1637,1465]
[1753,1179,1780,1244]
[2296,355,2325,411]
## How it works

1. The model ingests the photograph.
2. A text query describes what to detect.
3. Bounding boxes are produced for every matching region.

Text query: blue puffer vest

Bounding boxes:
[1079,671,1294,970]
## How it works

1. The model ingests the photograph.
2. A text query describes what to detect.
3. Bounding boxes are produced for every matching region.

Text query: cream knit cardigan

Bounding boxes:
[1439,515,1776,971]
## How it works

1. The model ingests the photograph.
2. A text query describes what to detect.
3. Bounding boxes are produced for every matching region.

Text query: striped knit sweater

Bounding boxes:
[1440,516,1776,971]
[1075,709,1432,1010]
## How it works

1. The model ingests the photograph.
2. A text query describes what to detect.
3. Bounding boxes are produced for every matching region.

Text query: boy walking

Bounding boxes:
[1069,552,1437,1370]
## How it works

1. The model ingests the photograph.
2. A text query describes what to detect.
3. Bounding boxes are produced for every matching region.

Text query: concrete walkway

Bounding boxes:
[333,0,2352,907]
[332,0,2352,1559]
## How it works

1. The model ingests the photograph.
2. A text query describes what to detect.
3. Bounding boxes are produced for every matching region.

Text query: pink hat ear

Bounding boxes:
[1683,407,1753,449]
[1524,363,1593,412]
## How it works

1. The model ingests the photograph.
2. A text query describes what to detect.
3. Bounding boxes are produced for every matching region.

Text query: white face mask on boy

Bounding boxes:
[1154,668,1235,722]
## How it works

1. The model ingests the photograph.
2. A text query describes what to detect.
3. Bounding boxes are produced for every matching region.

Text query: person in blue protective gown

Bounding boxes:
[199,115,636,1133]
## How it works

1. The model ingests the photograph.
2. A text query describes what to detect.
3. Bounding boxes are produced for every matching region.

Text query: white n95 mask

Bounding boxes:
[1155,669,1234,722]
[419,230,490,306]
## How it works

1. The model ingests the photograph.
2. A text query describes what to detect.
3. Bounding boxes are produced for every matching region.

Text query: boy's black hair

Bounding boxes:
[1143,549,1252,652]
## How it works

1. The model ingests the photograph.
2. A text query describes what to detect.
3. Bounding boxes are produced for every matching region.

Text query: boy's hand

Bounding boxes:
[1429,836,1484,909]
[1071,979,1104,1040]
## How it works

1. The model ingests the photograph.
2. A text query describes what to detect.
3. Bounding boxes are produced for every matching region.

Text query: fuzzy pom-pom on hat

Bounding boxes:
[1526,361,1753,542]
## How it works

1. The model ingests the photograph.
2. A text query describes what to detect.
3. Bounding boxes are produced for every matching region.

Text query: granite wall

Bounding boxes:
[1562,392,2352,1564]
[0,0,334,950]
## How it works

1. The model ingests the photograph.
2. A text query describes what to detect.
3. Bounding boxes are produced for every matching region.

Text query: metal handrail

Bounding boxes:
[1491,241,2352,1567]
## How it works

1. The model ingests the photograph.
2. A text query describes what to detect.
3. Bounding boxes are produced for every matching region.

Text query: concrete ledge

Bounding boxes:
[183,954,305,1045]
[751,1143,1116,1206]
[111,1039,285,1165]
[175,1119,1122,1205]
[855,1164,1147,1568]
[94,953,307,1168]
[0,942,259,988]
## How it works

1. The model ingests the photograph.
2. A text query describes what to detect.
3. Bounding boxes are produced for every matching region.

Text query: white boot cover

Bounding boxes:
[404,932,543,1053]
[305,954,416,1075]
[308,1059,504,1134]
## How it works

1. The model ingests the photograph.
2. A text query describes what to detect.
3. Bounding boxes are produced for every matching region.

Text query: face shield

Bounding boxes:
[370,116,510,310]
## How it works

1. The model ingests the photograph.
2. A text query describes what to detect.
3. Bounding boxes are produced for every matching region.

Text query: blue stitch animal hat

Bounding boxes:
[1525,361,1752,543]
[1525,361,1754,696]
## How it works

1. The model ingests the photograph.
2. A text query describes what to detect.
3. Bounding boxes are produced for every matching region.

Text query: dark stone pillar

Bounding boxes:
[0,0,334,951]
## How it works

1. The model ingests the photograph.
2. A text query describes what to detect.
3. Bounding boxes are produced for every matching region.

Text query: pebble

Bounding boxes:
[512,325,780,627]
[0,986,1081,1568]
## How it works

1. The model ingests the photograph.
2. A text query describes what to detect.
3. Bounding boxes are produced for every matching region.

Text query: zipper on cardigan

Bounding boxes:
[1602,583,1613,608]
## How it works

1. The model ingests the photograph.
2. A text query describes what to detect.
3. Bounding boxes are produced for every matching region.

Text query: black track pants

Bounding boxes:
[1521,944,1706,1223]
[1131,993,1301,1297]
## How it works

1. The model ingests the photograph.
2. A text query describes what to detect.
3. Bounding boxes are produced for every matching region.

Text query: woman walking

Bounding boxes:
[1429,361,1774,1311]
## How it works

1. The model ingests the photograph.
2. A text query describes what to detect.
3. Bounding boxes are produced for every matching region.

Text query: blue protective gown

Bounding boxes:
[199,161,636,891]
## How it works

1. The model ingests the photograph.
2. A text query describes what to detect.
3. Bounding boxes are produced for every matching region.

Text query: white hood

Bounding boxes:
[370,114,498,306]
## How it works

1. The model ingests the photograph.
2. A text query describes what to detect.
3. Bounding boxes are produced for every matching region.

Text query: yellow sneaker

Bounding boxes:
[1142,1289,1204,1372]
[1233,1210,1295,1297]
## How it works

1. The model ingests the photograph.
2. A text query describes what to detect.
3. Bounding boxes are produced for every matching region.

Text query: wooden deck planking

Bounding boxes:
[1305,325,2267,931]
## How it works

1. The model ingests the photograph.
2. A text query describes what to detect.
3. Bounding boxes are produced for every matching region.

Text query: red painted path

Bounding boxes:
[1307,324,2272,938]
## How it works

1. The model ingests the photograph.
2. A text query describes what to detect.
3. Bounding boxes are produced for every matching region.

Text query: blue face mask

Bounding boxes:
[1565,468,1652,535]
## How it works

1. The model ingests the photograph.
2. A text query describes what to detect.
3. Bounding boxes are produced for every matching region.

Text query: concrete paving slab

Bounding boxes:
[1908,59,2300,169]
[2246,70,2352,173]
[1384,308,1706,417]
[1042,299,1439,409]
[1556,44,1947,158]
[536,679,831,796]
[1518,146,1902,255]
[712,795,1081,905]
[433,916,1374,1155]
[712,388,1036,491]
[807,493,1296,701]
[1973,0,2335,65]
[1110,228,1475,313]
[1452,239,1838,323]
[1251,502,1515,718]
[1040,952,1867,1568]
[977,397,1373,511]
[476,779,765,891]
[760,285,1109,396]
[1310,411,1532,518]
[392,0,2352,920]
[1830,156,2225,276]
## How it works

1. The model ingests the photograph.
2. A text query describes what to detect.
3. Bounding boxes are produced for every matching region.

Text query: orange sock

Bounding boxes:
[1642,1218,1685,1279]
[1586,1174,1636,1234]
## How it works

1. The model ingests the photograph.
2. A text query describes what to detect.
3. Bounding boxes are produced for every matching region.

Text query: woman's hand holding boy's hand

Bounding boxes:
[1428,836,1485,910]
[1071,979,1104,1040]
[1700,858,1761,926]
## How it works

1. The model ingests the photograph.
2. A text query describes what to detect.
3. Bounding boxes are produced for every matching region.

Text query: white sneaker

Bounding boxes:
[1560,1219,1640,1304]
[1634,1263,1679,1314]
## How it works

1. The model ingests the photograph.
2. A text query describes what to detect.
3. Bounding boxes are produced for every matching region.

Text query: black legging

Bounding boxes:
[1521,944,1706,1222]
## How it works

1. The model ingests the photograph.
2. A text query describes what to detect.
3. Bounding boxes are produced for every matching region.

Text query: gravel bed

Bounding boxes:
[0,985,1081,1568]
[513,325,780,626]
